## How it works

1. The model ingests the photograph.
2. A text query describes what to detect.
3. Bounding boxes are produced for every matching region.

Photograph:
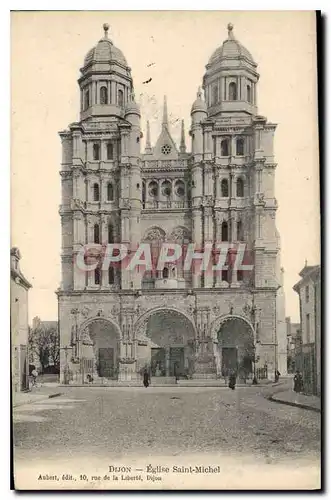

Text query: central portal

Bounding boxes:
[142,309,196,379]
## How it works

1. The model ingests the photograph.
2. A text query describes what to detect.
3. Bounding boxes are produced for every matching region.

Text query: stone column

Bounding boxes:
[108,81,111,104]
[111,81,116,105]
[165,347,170,377]
[92,81,97,105]
[203,206,213,288]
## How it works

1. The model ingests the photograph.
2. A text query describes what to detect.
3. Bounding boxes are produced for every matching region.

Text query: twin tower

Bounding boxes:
[59,22,279,293]
[58,23,285,382]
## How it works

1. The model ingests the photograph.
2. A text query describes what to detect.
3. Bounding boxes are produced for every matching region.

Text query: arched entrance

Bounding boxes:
[217,316,255,379]
[80,318,120,380]
[135,308,196,378]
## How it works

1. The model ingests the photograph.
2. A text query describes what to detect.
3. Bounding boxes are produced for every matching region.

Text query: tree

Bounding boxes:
[28,322,59,373]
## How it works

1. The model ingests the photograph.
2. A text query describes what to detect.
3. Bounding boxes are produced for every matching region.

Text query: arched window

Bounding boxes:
[94,267,100,285]
[236,178,244,198]
[212,85,218,105]
[93,183,100,201]
[229,82,237,101]
[162,267,169,279]
[84,89,90,110]
[94,224,100,244]
[221,139,229,157]
[247,85,252,103]
[221,221,228,242]
[236,138,245,156]
[221,179,229,197]
[108,224,114,244]
[100,86,108,105]
[237,220,243,241]
[107,183,114,201]
[107,142,113,160]
[118,89,124,107]
[149,181,159,198]
[108,266,115,285]
[93,143,100,161]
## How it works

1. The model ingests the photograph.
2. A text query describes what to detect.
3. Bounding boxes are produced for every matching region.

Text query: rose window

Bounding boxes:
[161,144,172,155]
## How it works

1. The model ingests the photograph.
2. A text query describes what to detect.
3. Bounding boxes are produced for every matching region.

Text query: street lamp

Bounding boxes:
[245,293,261,385]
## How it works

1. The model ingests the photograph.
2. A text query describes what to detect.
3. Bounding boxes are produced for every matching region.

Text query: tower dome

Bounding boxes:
[125,92,140,117]
[191,87,207,115]
[78,24,133,121]
[208,23,256,67]
[203,23,259,117]
[83,23,128,68]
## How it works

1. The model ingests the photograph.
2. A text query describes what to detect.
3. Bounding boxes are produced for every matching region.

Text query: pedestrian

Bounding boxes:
[275,370,281,383]
[174,362,179,384]
[293,370,303,393]
[31,368,38,387]
[228,370,236,390]
[143,367,150,388]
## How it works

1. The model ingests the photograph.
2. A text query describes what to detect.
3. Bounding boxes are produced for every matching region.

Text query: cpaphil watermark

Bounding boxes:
[75,242,254,277]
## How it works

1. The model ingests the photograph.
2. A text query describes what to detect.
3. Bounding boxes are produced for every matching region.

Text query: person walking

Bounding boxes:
[143,367,150,388]
[174,362,179,384]
[293,370,303,393]
[31,368,38,388]
[228,369,236,390]
[293,369,303,403]
[275,370,281,383]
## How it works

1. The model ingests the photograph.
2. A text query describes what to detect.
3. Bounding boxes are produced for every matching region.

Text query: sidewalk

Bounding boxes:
[269,390,321,412]
[13,386,62,408]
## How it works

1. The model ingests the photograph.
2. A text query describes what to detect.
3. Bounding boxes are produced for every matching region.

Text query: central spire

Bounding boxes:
[162,95,168,128]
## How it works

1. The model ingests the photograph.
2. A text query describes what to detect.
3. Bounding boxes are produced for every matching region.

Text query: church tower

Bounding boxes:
[58,23,283,384]
[190,23,281,378]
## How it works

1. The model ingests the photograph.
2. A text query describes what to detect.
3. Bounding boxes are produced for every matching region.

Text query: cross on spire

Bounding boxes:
[227,22,235,40]
[103,23,110,39]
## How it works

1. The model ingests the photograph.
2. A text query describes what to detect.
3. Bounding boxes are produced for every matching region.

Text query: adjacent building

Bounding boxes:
[10,247,32,392]
[285,316,301,374]
[293,264,321,395]
[57,23,285,383]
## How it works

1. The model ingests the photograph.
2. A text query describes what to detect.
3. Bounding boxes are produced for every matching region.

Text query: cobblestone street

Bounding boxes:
[13,384,320,489]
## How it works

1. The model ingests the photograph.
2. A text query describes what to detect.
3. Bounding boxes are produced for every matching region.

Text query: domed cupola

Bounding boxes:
[78,24,133,121]
[203,23,259,117]
[191,87,208,116]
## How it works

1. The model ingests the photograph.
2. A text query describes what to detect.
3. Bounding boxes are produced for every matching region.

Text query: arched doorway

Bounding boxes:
[80,318,119,380]
[217,316,255,379]
[136,308,196,378]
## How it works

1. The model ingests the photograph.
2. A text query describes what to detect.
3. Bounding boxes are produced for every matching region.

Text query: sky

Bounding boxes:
[11,10,320,323]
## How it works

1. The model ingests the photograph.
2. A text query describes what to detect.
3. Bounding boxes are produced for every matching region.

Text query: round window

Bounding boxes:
[161,144,172,155]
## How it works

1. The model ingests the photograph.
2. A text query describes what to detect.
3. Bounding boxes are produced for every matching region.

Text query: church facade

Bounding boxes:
[57,23,286,384]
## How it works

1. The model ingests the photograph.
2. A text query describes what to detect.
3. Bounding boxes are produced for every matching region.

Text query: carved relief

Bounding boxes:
[202,195,213,207]
[81,306,90,318]
[169,226,191,242]
[81,328,94,346]
[144,228,166,242]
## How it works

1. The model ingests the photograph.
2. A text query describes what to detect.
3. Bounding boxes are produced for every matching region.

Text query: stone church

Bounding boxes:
[58,23,286,384]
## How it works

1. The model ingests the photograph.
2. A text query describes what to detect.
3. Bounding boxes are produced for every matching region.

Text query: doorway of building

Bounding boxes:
[169,347,185,376]
[144,309,195,378]
[85,319,119,380]
[151,348,166,376]
[221,347,238,374]
[218,317,254,381]
[98,347,115,378]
